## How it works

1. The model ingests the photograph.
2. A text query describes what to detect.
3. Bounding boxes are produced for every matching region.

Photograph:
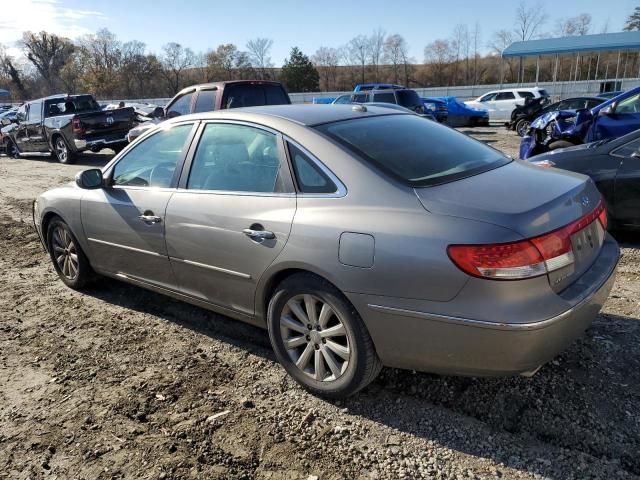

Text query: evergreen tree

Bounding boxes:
[280,47,319,92]
[624,7,640,31]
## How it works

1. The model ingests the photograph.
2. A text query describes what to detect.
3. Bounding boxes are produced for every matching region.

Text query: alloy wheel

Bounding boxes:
[280,294,351,382]
[55,138,68,162]
[517,120,531,137]
[52,225,78,280]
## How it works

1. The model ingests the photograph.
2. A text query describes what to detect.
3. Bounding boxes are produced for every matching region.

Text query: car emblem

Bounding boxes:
[581,196,590,207]
[106,116,114,125]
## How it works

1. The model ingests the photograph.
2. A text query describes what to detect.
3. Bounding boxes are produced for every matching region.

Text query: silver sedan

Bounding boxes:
[33,105,619,397]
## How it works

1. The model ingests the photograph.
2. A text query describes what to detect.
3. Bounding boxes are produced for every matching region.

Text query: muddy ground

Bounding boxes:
[0,127,639,480]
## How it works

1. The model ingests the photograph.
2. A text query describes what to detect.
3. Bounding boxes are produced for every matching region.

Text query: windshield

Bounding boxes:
[316,114,510,186]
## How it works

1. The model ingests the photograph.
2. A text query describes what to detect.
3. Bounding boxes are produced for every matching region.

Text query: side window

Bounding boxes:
[29,102,42,122]
[194,89,217,113]
[479,93,496,102]
[613,138,640,158]
[16,105,27,122]
[187,123,281,193]
[288,143,337,194]
[112,124,193,188]
[373,92,396,104]
[335,95,351,104]
[615,93,640,114]
[352,93,368,103]
[495,92,516,100]
[166,92,194,118]
[518,91,535,100]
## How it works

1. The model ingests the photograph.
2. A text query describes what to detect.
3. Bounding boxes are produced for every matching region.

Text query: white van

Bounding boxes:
[465,87,549,122]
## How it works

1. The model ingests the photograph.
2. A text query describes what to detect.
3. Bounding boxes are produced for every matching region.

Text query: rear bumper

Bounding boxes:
[74,135,128,152]
[348,235,619,376]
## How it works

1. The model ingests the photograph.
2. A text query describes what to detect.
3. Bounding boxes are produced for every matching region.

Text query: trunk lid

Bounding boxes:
[415,161,604,290]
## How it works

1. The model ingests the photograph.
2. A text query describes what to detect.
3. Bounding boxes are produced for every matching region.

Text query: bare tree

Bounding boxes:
[0,44,28,98]
[424,39,453,85]
[246,38,274,79]
[367,28,386,82]
[513,0,548,82]
[556,13,592,36]
[383,34,409,85]
[75,29,123,97]
[489,29,516,82]
[160,42,195,94]
[21,31,74,91]
[312,46,340,91]
[348,35,369,84]
[472,23,481,84]
[206,44,253,82]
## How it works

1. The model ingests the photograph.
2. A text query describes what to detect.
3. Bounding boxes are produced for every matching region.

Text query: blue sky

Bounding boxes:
[2,0,638,64]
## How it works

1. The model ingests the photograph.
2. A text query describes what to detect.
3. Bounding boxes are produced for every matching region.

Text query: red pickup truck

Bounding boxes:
[127,80,291,142]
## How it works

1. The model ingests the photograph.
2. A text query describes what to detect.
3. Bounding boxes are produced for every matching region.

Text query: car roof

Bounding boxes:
[169,104,404,127]
[174,80,284,96]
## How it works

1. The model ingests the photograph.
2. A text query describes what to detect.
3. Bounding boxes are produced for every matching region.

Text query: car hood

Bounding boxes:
[414,160,601,238]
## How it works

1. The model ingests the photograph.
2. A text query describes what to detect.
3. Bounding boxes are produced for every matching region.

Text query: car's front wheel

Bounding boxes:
[515,119,531,137]
[47,217,92,289]
[53,136,76,164]
[267,273,382,398]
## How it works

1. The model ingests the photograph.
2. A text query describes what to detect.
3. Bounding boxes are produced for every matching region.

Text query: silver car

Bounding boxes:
[33,105,619,398]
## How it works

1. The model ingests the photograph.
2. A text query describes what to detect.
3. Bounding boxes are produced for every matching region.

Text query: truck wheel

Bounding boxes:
[53,136,76,164]
[548,140,575,151]
[5,139,18,158]
[515,119,531,137]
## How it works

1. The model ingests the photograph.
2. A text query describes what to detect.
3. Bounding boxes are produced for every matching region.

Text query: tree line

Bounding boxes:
[1,2,640,101]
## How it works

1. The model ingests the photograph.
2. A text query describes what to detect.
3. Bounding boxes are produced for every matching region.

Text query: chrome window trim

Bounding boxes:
[610,138,640,159]
[283,136,347,199]
[174,188,295,198]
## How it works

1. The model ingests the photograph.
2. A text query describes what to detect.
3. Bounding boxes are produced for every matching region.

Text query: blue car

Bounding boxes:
[520,87,640,159]
[432,96,489,127]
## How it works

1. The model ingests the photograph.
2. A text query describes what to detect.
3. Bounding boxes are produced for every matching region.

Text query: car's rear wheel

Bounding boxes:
[53,136,76,164]
[47,217,92,289]
[515,119,531,137]
[267,273,381,398]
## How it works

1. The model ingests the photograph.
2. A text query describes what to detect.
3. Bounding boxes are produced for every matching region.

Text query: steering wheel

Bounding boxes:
[148,162,175,187]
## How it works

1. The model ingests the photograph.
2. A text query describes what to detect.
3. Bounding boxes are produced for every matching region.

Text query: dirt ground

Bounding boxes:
[0,127,639,480]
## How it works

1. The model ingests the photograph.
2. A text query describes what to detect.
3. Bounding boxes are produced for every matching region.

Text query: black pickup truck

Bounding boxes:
[1,94,136,163]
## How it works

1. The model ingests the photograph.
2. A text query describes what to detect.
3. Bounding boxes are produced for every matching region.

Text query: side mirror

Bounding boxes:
[152,106,164,118]
[75,169,103,189]
[599,103,616,116]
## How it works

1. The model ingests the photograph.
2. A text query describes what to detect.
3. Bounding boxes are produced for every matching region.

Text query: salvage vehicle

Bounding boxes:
[508,96,605,137]
[529,128,640,229]
[520,87,640,159]
[436,96,489,127]
[352,83,448,122]
[465,87,549,121]
[127,80,291,143]
[33,104,619,398]
[2,94,136,163]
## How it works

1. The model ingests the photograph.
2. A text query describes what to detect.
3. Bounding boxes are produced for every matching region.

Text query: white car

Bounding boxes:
[465,87,549,122]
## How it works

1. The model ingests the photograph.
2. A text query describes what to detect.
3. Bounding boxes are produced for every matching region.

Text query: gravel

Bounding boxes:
[0,129,638,479]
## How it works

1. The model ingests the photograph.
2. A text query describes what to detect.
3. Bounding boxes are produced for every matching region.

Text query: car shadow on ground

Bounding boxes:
[80,275,640,479]
[7,152,115,168]
[611,229,640,248]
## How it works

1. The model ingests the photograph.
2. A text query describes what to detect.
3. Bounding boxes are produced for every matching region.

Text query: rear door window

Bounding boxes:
[194,89,217,113]
[373,92,396,104]
[352,93,369,103]
[518,91,535,99]
[288,143,337,193]
[495,92,516,100]
[28,102,42,122]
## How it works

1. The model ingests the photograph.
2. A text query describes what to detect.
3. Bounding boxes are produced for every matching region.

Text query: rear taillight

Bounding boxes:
[448,200,606,280]
[72,118,84,136]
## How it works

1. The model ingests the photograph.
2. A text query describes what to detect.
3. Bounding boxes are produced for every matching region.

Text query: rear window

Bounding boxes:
[45,95,101,116]
[222,84,290,108]
[396,90,422,109]
[316,114,510,187]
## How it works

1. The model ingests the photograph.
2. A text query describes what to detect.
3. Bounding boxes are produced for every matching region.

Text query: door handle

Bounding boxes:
[242,228,275,240]
[138,213,162,224]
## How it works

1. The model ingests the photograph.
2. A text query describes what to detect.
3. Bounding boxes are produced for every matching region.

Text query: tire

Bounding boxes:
[53,136,76,164]
[46,217,92,289]
[548,140,575,151]
[515,119,531,137]
[5,138,18,158]
[267,273,382,398]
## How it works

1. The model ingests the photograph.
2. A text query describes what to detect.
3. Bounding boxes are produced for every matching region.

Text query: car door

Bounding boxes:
[595,92,640,141]
[492,91,517,120]
[165,121,296,317]
[24,100,48,152]
[612,137,640,226]
[13,104,29,151]
[80,122,197,289]
[474,92,498,118]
